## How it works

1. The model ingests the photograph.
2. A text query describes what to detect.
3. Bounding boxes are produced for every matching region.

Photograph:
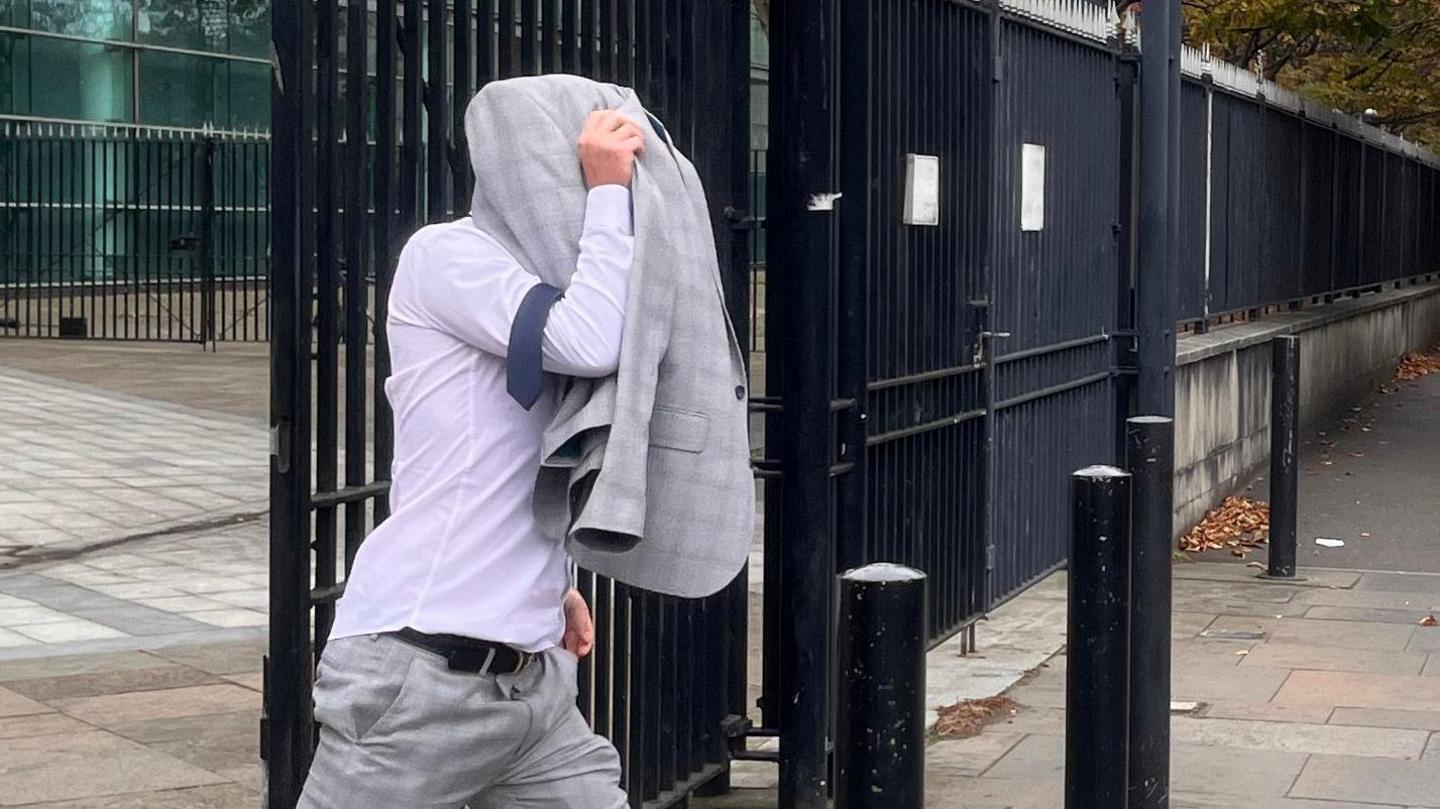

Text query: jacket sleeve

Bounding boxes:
[397,187,634,377]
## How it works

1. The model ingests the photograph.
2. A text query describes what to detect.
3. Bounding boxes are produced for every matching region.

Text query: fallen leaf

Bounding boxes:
[1231,549,1247,558]
[1179,496,1271,553]
[934,696,1020,738]
[1350,452,1366,458]
[1396,346,1440,381]
[1421,615,1438,628]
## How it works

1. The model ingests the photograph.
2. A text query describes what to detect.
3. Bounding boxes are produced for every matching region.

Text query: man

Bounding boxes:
[296,105,646,808]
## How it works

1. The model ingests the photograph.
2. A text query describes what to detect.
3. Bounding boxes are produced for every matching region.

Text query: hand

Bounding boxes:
[578,110,645,189]
[562,588,595,658]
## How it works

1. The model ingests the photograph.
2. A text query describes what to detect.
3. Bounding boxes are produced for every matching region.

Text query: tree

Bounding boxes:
[1166,0,1440,146]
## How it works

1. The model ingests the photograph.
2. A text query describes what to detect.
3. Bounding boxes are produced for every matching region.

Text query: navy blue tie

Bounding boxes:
[507,283,565,410]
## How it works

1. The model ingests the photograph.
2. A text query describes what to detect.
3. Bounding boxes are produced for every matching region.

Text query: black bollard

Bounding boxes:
[1266,336,1301,579]
[1067,465,1132,809]
[835,563,927,809]
[1127,417,1175,809]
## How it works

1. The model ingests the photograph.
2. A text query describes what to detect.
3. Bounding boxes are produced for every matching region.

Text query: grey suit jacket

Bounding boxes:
[464,76,753,599]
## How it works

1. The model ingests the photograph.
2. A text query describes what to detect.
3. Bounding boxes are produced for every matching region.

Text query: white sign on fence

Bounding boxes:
[1021,143,1046,232]
[902,154,940,226]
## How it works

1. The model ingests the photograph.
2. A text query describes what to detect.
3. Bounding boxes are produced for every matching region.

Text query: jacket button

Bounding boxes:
[735,385,746,401]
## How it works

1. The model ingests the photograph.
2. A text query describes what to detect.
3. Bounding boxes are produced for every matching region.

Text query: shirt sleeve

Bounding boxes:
[397,185,634,377]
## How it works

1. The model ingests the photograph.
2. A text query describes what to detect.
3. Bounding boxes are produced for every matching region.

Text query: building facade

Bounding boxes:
[1,0,269,134]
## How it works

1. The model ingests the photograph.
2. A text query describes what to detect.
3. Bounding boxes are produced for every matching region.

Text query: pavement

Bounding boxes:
[1,338,1439,807]
[1232,370,1440,573]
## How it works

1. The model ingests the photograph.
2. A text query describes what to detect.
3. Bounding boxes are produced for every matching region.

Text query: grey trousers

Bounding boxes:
[297,633,627,809]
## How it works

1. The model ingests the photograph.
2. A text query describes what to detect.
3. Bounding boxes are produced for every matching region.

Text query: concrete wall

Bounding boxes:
[1173,282,1440,537]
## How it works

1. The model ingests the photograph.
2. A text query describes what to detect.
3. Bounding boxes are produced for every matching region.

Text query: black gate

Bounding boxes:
[820,0,1129,645]
[266,2,753,808]
[0,124,269,343]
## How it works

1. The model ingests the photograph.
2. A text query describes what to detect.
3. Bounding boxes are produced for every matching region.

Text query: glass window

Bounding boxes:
[0,33,29,116]
[17,0,133,40]
[228,0,269,58]
[137,0,228,52]
[139,49,227,128]
[29,36,133,122]
[228,60,268,129]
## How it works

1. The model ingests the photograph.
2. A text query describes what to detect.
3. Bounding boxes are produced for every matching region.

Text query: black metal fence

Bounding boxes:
[1177,55,1440,326]
[0,124,269,342]
[266,2,752,808]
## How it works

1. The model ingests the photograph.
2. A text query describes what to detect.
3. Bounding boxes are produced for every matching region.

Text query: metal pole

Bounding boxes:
[266,0,314,805]
[1266,336,1301,579]
[835,564,926,809]
[1136,0,1179,416]
[771,0,839,805]
[199,137,215,346]
[1127,417,1174,809]
[1066,465,1132,809]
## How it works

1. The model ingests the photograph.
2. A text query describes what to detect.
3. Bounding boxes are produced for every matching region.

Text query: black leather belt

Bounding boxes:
[393,627,535,675]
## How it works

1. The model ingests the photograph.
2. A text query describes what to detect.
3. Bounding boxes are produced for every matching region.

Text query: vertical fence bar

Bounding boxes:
[499,0,517,77]
[427,0,451,219]
[454,0,474,209]
[521,0,537,72]
[1127,416,1175,809]
[403,0,424,227]
[835,0,871,573]
[266,0,315,803]
[770,0,838,806]
[375,0,398,522]
[313,0,341,652]
[345,0,371,568]
[200,138,216,345]
[1066,465,1132,809]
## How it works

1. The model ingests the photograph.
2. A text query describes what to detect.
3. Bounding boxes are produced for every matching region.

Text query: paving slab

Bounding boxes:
[1290,754,1440,807]
[146,642,263,676]
[1273,670,1440,713]
[0,687,49,719]
[48,684,257,729]
[0,729,226,805]
[1171,715,1428,758]
[1202,700,1336,725]
[3,783,259,809]
[1355,572,1440,594]
[1264,616,1416,652]
[1305,605,1440,625]
[926,732,1027,776]
[0,713,91,741]
[1238,642,1427,675]
[1,666,223,703]
[1328,707,1440,732]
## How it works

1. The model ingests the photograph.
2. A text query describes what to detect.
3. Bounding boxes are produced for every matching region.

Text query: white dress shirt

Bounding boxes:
[329,185,633,652]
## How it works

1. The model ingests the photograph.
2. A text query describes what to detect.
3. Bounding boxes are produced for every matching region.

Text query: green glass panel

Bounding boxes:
[139,49,227,127]
[30,36,133,122]
[228,0,268,58]
[137,0,228,52]
[20,0,133,40]
[228,59,268,129]
[0,33,29,115]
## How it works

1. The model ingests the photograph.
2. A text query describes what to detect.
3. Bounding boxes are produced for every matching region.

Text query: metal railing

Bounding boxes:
[0,123,270,342]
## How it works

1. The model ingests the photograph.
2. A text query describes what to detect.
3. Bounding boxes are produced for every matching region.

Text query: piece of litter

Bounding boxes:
[1234,650,1249,656]
[1421,614,1438,627]
[1170,701,1201,714]
[1316,538,1345,548]
[1360,532,1372,538]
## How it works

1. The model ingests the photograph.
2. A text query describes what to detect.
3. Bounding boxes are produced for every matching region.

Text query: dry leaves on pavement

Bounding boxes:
[933,696,1019,739]
[1179,496,1271,553]
[1421,614,1438,628]
[1395,347,1440,382]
